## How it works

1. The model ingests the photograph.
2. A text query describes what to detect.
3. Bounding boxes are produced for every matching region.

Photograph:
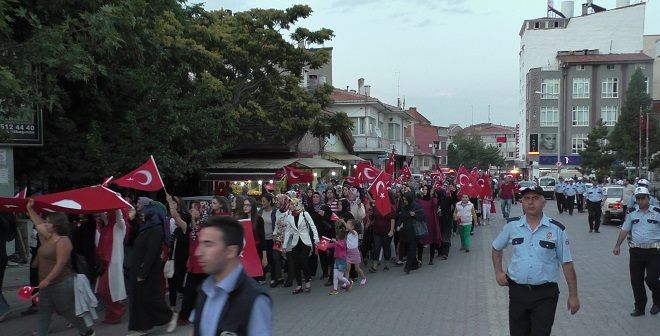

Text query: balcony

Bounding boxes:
[353,135,408,155]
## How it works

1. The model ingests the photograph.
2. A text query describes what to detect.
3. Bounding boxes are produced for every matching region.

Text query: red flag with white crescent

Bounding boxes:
[367,171,393,216]
[274,169,286,180]
[355,161,381,184]
[457,165,479,198]
[400,163,412,181]
[238,219,265,277]
[113,156,165,191]
[32,185,133,214]
[284,166,313,184]
[385,149,396,175]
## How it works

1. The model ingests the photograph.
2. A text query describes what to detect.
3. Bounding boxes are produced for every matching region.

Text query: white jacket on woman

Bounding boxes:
[282,211,319,250]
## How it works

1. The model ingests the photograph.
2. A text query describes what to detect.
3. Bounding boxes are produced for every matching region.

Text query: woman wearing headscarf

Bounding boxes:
[306,191,334,284]
[397,191,426,274]
[282,198,319,294]
[272,194,292,287]
[435,182,457,260]
[347,188,366,225]
[417,184,441,265]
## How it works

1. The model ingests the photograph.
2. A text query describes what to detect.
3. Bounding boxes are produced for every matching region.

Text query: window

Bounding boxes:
[508,152,515,158]
[440,141,447,150]
[388,123,400,141]
[571,134,588,154]
[606,64,615,70]
[602,77,618,98]
[378,121,384,137]
[572,106,589,126]
[540,106,559,127]
[576,65,586,71]
[553,21,559,28]
[498,143,502,148]
[534,22,540,29]
[541,79,560,99]
[413,158,419,167]
[644,77,649,94]
[422,157,430,167]
[600,106,618,126]
[351,117,365,135]
[572,78,590,99]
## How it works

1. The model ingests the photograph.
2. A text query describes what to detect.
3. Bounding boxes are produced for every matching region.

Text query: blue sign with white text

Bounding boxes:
[538,155,582,166]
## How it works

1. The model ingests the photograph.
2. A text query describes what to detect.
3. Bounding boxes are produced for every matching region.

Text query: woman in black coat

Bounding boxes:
[397,191,426,274]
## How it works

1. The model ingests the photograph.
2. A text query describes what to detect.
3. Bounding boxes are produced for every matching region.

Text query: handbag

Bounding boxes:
[163,237,177,279]
[412,219,428,239]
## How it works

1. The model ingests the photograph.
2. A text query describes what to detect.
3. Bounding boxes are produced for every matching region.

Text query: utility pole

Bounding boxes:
[488,105,491,123]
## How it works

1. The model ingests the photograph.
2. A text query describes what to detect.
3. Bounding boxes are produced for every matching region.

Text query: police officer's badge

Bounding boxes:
[546,232,553,240]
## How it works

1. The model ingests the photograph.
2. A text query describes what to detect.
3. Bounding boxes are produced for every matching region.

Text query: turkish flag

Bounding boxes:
[274,169,286,180]
[480,172,494,199]
[113,156,165,191]
[457,165,480,198]
[355,161,381,183]
[284,166,313,184]
[15,187,27,199]
[238,219,264,277]
[430,169,444,182]
[344,176,360,187]
[0,187,29,212]
[368,171,393,216]
[400,164,412,181]
[385,150,396,175]
[31,185,133,214]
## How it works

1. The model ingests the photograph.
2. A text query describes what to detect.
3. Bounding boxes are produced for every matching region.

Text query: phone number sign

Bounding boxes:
[0,109,43,146]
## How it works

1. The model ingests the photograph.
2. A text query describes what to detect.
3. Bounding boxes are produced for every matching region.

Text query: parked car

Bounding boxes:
[601,185,624,225]
[538,176,556,199]
[514,181,537,201]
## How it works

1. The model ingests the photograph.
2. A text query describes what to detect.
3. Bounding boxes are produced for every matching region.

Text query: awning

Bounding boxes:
[295,158,344,169]
[206,158,298,170]
[324,152,365,161]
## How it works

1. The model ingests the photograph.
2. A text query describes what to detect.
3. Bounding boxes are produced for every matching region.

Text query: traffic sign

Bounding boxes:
[555,161,562,167]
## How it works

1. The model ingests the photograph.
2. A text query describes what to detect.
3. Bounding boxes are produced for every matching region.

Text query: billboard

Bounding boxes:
[0,105,43,146]
[539,133,557,152]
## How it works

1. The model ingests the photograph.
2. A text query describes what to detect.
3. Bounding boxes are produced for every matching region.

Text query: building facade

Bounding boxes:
[404,107,448,173]
[449,123,518,165]
[519,1,647,171]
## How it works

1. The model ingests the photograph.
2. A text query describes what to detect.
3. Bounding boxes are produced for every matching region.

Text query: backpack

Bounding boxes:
[0,213,17,242]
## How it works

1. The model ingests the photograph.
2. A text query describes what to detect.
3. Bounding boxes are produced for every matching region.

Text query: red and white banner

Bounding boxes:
[457,165,480,198]
[113,156,165,191]
[284,166,313,184]
[385,149,395,175]
[32,185,133,214]
[354,161,381,184]
[238,219,264,277]
[367,171,393,216]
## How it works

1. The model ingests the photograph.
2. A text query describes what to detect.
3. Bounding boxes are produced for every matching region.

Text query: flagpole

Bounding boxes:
[150,155,168,195]
[638,107,642,177]
[645,111,649,179]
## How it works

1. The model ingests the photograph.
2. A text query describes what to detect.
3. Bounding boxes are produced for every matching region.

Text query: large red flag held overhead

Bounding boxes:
[457,165,480,198]
[113,156,165,191]
[32,185,133,214]
[284,166,313,184]
[354,161,381,184]
[238,219,265,277]
[367,171,393,216]
[399,163,412,181]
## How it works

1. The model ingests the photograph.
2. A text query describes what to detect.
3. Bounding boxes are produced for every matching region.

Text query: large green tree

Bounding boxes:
[447,132,505,169]
[608,68,659,168]
[578,119,616,178]
[1,1,336,192]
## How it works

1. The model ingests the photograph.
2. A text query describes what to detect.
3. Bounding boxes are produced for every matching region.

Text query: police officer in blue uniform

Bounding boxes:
[575,177,586,213]
[627,179,659,212]
[613,186,660,317]
[563,179,577,215]
[492,186,580,336]
[585,178,604,233]
[554,177,566,214]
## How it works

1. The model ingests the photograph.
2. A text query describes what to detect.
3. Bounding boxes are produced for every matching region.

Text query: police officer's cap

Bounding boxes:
[637,179,649,186]
[634,186,650,196]
[519,185,544,196]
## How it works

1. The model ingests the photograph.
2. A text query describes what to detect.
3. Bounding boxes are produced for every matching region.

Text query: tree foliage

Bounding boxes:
[578,119,616,178]
[309,108,353,154]
[1,0,335,191]
[447,132,505,169]
[608,68,659,166]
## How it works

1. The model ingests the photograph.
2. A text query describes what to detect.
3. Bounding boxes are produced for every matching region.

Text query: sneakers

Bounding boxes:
[328,290,339,295]
[359,278,367,286]
[126,331,149,336]
[166,312,178,333]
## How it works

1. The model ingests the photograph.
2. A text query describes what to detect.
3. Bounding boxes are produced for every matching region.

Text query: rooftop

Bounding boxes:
[557,52,653,64]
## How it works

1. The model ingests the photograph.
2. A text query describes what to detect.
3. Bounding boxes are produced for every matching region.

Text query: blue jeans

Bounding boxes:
[38,276,91,336]
[501,199,512,218]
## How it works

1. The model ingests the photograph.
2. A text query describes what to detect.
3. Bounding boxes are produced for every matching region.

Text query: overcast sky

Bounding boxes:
[202,0,660,128]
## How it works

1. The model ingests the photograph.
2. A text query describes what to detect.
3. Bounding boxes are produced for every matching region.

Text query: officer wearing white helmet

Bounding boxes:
[563,179,577,216]
[575,177,586,213]
[627,179,658,212]
[613,186,660,316]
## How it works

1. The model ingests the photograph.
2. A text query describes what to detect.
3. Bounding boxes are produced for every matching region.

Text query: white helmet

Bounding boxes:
[634,186,650,196]
[637,179,649,186]
[577,177,583,181]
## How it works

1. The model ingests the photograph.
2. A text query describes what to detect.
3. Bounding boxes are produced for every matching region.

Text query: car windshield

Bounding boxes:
[519,181,535,187]
[539,179,555,187]
[605,188,623,197]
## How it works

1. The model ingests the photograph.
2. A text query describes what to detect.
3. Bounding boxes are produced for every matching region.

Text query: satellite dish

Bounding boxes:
[375,127,382,137]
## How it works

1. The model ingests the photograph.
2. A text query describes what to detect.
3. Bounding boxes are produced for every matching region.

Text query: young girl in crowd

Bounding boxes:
[345,219,367,286]
[327,220,352,295]
[454,194,476,253]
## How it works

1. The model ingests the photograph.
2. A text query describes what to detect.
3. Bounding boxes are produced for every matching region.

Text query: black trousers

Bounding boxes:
[179,272,207,321]
[555,194,565,213]
[586,201,602,231]
[402,239,418,271]
[417,243,438,263]
[291,240,312,286]
[564,195,575,215]
[508,280,559,336]
[576,194,584,212]
[629,247,660,310]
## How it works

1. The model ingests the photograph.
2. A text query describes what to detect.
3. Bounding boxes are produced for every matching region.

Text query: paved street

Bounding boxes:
[1,202,659,335]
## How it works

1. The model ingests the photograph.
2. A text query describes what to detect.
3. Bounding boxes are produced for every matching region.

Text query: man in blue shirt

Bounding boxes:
[585,178,605,233]
[190,216,272,336]
[575,177,586,213]
[492,186,580,336]
[554,177,565,214]
[613,186,660,317]
[563,179,577,216]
